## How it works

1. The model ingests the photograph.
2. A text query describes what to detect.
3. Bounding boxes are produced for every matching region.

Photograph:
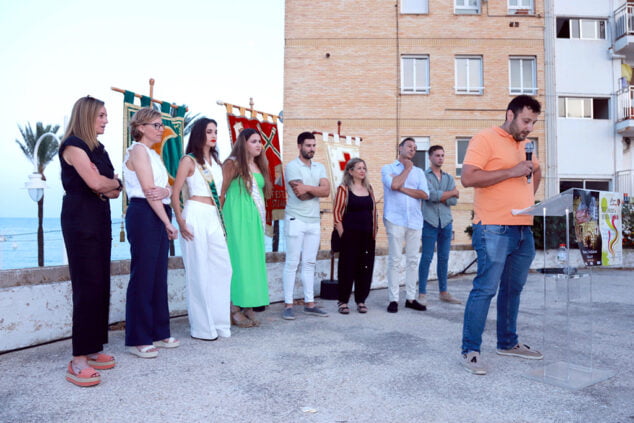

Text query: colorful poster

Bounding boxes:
[599,192,623,266]
[573,189,602,266]
[224,106,285,236]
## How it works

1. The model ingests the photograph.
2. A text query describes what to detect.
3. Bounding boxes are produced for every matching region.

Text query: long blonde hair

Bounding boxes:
[341,157,371,191]
[63,96,104,150]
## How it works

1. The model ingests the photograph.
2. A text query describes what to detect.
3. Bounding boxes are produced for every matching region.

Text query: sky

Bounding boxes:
[0,0,284,218]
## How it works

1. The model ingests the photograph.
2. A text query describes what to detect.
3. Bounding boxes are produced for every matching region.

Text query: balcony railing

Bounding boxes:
[617,86,634,121]
[615,4,634,40]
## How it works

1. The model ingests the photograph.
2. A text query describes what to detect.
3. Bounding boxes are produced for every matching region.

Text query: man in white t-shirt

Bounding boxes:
[282,132,330,320]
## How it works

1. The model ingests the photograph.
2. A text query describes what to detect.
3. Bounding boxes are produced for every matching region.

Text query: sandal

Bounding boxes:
[153,337,180,349]
[357,303,368,313]
[337,302,350,315]
[127,345,159,358]
[232,311,256,328]
[66,361,101,387]
[243,309,261,326]
[87,353,116,370]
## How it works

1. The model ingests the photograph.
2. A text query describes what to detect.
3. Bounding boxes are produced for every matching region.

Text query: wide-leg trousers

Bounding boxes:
[181,200,232,339]
[61,193,112,356]
[125,199,171,346]
[337,229,375,304]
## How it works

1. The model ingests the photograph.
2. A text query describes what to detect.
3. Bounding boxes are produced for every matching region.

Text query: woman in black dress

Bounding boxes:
[59,96,122,387]
[332,158,377,314]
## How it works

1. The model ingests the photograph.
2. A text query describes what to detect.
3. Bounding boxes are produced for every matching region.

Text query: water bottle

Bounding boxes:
[556,244,567,266]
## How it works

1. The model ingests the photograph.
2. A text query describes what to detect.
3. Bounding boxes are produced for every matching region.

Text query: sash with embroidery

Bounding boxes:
[188,153,226,236]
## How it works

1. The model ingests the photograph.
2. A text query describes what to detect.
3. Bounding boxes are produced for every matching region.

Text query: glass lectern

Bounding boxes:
[513,188,618,390]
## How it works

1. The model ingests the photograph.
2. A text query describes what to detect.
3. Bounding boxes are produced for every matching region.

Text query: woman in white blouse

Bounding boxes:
[123,108,179,358]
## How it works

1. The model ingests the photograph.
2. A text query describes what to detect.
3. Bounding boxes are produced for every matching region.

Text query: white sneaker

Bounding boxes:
[462,351,487,375]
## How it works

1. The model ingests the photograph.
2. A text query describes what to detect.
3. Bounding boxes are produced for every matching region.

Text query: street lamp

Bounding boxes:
[23,132,61,201]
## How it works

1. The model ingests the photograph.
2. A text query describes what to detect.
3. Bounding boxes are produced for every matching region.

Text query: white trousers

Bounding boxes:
[181,200,232,339]
[282,217,321,304]
[384,219,422,302]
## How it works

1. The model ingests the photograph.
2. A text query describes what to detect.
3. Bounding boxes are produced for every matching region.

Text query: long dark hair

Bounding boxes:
[186,118,220,166]
[225,128,272,199]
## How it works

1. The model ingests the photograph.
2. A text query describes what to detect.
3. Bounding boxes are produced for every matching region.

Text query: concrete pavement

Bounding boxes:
[0,269,632,423]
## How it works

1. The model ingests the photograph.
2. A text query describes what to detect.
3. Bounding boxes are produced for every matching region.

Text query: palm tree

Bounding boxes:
[183,111,200,136]
[15,122,61,267]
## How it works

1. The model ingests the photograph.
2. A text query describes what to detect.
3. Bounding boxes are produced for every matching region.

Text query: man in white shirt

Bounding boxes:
[381,138,429,313]
[282,132,330,320]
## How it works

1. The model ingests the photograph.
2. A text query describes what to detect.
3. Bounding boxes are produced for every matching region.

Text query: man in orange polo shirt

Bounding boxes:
[460,95,543,375]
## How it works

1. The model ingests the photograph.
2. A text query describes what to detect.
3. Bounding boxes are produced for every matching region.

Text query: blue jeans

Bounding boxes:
[418,220,452,294]
[461,224,535,354]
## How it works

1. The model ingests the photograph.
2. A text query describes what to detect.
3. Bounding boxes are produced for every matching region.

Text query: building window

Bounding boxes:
[455,0,480,14]
[508,0,533,14]
[401,55,430,94]
[558,97,609,119]
[455,56,483,95]
[556,18,606,40]
[456,138,470,176]
[403,136,430,170]
[560,179,611,192]
[401,0,428,14]
[509,57,537,95]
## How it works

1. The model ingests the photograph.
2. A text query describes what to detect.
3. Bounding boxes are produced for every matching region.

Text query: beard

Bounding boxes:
[301,150,314,160]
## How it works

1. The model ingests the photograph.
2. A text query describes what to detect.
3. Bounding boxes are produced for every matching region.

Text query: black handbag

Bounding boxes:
[331,229,341,253]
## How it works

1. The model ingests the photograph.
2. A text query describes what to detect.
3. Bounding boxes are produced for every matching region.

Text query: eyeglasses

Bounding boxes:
[143,123,164,130]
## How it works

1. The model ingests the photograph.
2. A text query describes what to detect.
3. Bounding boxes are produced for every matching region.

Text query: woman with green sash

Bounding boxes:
[220,128,272,327]
[172,118,232,340]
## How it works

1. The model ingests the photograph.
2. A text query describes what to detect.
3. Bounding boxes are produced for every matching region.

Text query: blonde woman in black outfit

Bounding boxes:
[332,158,378,314]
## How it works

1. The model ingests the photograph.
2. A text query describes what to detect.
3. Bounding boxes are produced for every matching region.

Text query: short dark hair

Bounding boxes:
[507,95,541,116]
[428,145,444,155]
[399,137,415,147]
[297,131,316,145]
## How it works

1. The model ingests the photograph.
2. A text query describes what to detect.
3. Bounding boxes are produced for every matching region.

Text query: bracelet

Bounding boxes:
[116,178,123,191]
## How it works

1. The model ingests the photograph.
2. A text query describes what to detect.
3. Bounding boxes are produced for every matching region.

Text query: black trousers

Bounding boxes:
[337,230,375,304]
[61,193,112,357]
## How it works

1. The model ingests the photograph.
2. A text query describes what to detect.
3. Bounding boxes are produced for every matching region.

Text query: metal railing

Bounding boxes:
[617,86,634,121]
[615,3,634,40]
[616,170,633,195]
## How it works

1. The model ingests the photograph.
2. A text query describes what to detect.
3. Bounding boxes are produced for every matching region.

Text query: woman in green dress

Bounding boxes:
[220,128,272,327]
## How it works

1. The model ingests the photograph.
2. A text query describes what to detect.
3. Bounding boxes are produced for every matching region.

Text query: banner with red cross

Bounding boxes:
[223,103,285,236]
[318,131,361,201]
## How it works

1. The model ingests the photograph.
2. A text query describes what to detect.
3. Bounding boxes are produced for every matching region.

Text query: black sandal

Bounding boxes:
[337,302,350,314]
[357,303,368,313]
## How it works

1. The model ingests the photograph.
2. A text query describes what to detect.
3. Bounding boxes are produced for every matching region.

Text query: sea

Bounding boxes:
[0,217,279,270]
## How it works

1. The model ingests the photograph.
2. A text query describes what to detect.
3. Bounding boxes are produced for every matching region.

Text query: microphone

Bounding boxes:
[525,141,534,184]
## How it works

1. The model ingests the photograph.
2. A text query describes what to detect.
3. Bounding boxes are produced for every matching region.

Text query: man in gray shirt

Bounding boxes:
[417,145,461,306]
[282,132,330,320]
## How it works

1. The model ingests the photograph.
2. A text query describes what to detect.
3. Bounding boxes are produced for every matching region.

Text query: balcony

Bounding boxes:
[614,3,634,55]
[616,86,634,136]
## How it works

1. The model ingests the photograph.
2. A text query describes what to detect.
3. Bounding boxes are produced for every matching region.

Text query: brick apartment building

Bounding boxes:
[283,0,546,248]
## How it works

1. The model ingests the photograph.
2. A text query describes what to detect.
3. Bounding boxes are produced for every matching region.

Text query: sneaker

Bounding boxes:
[439,292,462,304]
[405,299,427,311]
[387,301,398,313]
[417,294,427,306]
[304,306,329,317]
[282,307,296,320]
[462,351,487,375]
[496,343,543,360]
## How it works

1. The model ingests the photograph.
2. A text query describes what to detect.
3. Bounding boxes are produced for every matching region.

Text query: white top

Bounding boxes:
[123,142,170,204]
[185,157,223,198]
[284,157,327,223]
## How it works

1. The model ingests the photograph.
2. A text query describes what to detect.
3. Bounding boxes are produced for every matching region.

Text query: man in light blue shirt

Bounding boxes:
[282,132,330,320]
[381,138,429,313]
